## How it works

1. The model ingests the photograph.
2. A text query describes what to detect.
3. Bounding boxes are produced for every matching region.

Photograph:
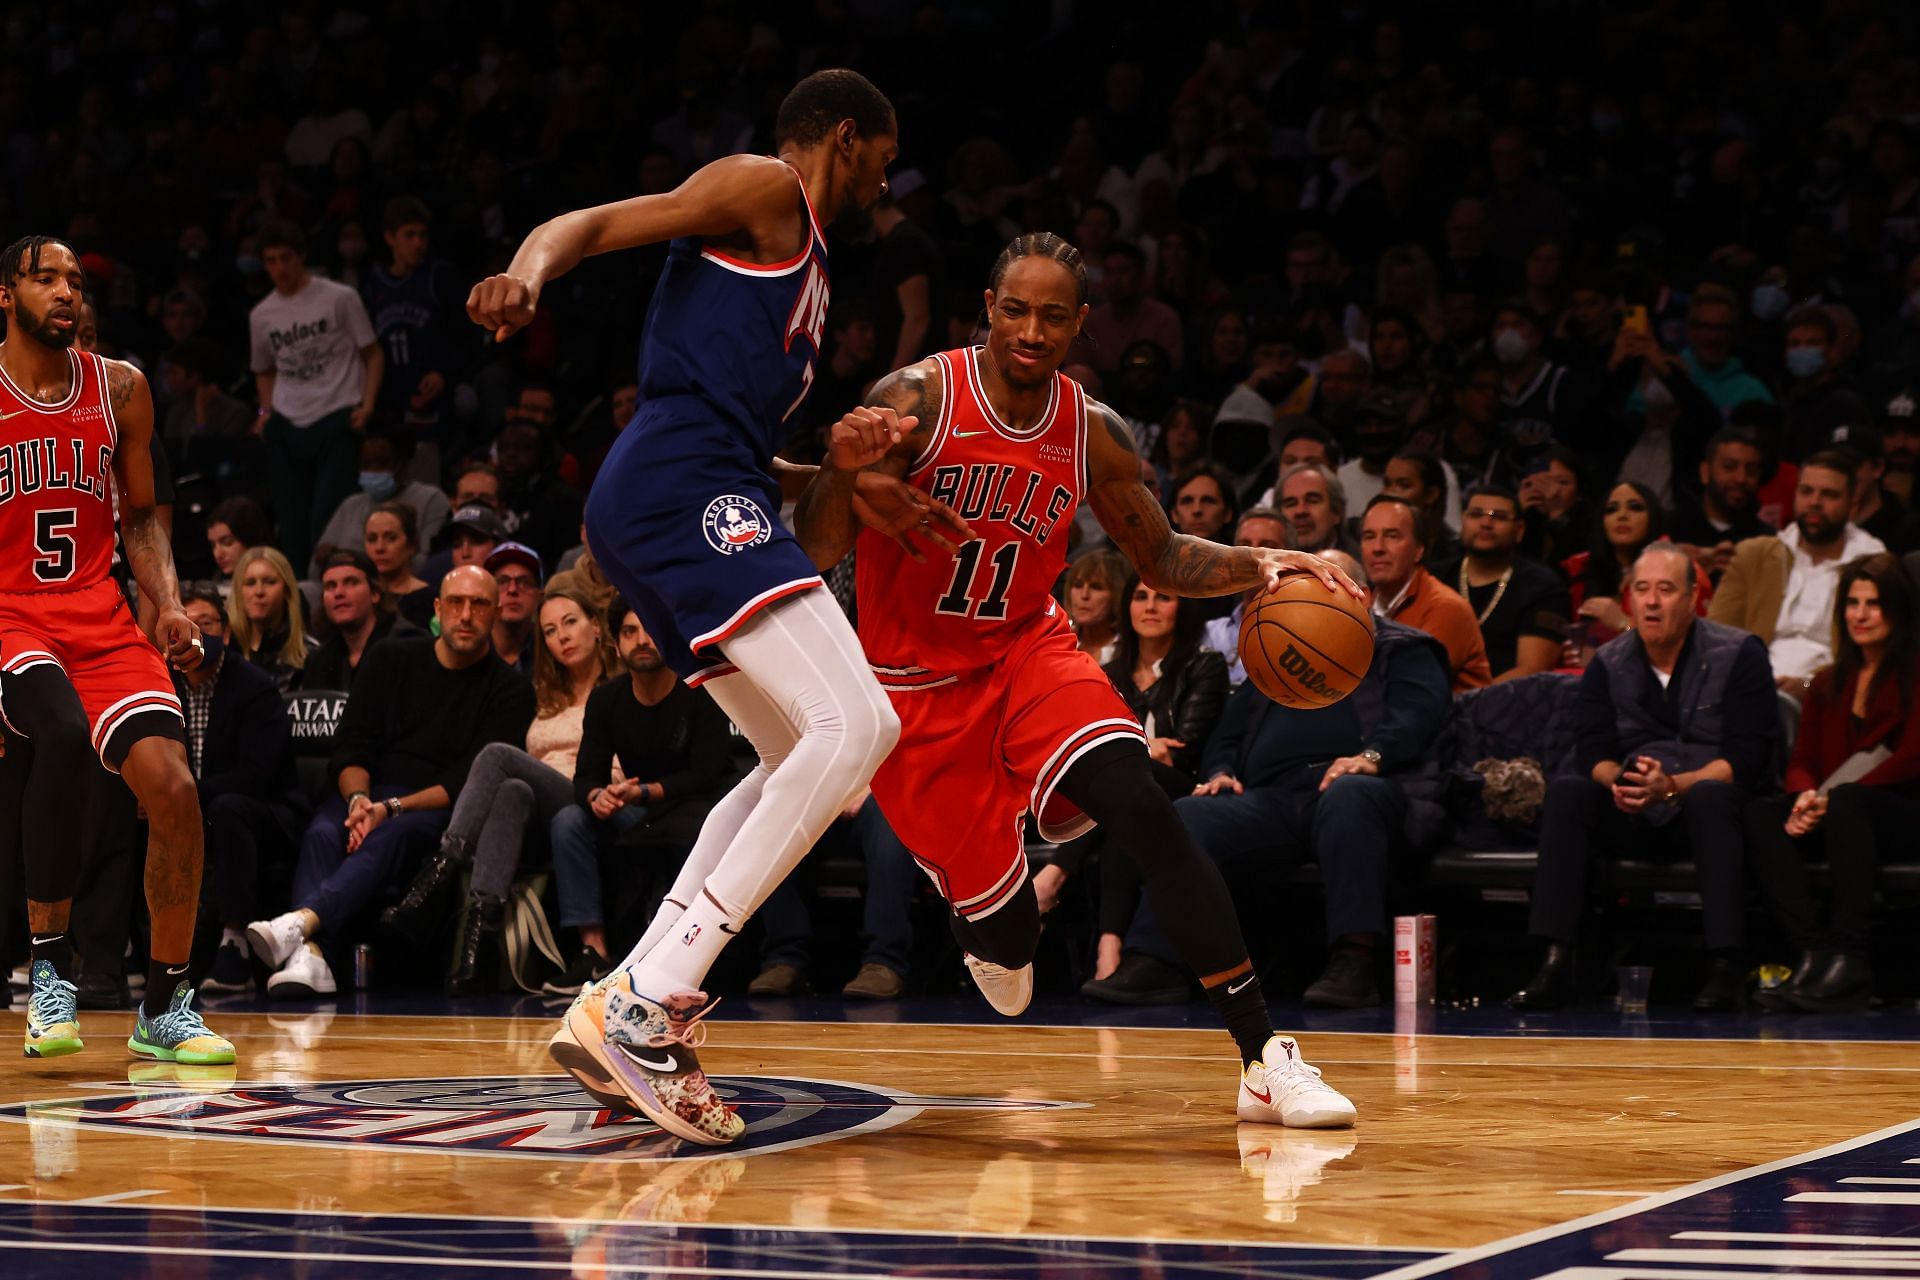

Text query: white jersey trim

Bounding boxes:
[0,348,82,415]
[963,346,1057,442]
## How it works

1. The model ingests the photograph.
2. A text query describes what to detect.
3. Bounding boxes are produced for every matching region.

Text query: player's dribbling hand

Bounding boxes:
[850,472,975,562]
[830,406,915,470]
[160,610,204,672]
[1250,548,1367,600]
[467,273,541,342]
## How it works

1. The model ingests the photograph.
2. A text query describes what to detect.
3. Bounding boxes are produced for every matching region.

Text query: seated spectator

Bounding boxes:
[1671,426,1777,581]
[1679,286,1773,417]
[1562,482,1710,665]
[1381,448,1461,553]
[1246,417,1340,511]
[1201,507,1291,685]
[447,462,504,528]
[161,337,252,452]
[1083,242,1183,372]
[204,496,274,600]
[1493,300,1584,469]
[1309,348,1372,444]
[1147,397,1208,495]
[363,501,435,629]
[1361,495,1491,690]
[1215,322,1312,429]
[547,598,733,990]
[1182,309,1251,406]
[1336,387,1413,516]
[1745,553,1920,1014]
[1830,424,1920,553]
[1367,305,1437,430]
[484,542,545,676]
[1880,386,1919,508]
[1430,357,1515,492]
[1039,570,1231,980]
[1085,551,1452,1009]
[1780,307,1872,463]
[417,477,506,587]
[1709,449,1886,695]
[1510,543,1777,1012]
[1515,446,1593,569]
[1432,483,1571,681]
[226,546,317,691]
[1168,462,1239,544]
[175,595,301,994]
[384,583,618,994]
[310,434,452,579]
[305,551,411,692]
[1277,462,1359,556]
[561,379,639,493]
[246,567,536,999]
[493,417,585,564]
[1065,549,1129,662]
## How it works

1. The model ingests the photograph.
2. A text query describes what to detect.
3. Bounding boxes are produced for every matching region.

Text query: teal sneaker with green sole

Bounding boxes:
[128,982,235,1066]
[23,959,83,1059]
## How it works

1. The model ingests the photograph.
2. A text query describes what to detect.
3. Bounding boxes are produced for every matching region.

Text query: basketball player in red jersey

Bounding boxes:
[0,237,233,1066]
[796,234,1360,1127]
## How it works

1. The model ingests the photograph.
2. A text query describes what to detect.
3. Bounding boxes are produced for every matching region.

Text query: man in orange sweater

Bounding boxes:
[1360,495,1491,690]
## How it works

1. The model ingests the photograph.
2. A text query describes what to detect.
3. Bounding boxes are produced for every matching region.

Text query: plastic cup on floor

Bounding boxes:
[1616,965,1653,1014]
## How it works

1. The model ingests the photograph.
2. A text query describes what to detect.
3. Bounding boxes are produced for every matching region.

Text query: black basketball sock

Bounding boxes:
[1205,970,1276,1066]
[146,957,191,1012]
[30,931,74,978]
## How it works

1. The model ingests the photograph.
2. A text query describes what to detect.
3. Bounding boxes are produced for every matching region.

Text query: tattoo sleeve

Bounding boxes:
[107,362,184,616]
[1086,404,1268,598]
[792,360,942,569]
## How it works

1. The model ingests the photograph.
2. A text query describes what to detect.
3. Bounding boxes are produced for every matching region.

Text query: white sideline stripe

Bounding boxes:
[70,1188,166,1205]
[1611,1248,1920,1269]
[1676,1232,1920,1247]
[1793,1192,1920,1206]
[1558,1189,1667,1197]
[1369,1116,1920,1280]
[0,1241,918,1278]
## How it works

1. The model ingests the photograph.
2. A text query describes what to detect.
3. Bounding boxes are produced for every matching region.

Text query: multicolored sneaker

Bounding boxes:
[600,974,743,1146]
[550,973,636,1113]
[22,959,82,1058]
[128,982,235,1066]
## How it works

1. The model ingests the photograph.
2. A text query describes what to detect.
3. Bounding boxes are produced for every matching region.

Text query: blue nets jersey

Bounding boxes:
[634,165,831,467]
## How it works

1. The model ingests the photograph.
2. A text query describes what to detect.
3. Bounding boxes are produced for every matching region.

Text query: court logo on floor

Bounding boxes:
[1,1074,1079,1161]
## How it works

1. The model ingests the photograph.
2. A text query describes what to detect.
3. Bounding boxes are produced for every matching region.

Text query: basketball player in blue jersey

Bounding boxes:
[470,70,941,1145]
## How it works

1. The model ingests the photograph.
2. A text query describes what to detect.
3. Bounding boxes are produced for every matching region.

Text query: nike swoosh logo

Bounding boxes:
[620,1045,680,1074]
[717,922,740,935]
[1226,975,1255,994]
[1245,1083,1272,1105]
[951,429,990,438]
[0,408,30,421]
[30,936,59,946]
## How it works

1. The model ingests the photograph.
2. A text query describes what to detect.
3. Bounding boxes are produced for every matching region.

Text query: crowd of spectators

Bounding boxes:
[10,2,1920,1013]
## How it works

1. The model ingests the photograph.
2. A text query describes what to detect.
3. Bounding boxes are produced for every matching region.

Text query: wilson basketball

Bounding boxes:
[1238,575,1375,708]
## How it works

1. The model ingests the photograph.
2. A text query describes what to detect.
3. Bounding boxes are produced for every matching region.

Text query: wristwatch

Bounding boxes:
[1359,749,1383,767]
[385,797,405,818]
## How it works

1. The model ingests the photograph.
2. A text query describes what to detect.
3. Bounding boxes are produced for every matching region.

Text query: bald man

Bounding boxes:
[247,565,536,999]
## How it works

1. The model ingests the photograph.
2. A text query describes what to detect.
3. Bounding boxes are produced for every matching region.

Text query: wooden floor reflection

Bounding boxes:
[0,1009,1916,1250]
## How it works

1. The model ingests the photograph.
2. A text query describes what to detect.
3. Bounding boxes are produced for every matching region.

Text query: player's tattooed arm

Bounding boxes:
[794,359,971,568]
[108,360,202,670]
[1086,400,1360,601]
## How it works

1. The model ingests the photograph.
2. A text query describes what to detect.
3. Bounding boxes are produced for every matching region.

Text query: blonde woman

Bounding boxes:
[225,546,316,691]
[383,583,619,994]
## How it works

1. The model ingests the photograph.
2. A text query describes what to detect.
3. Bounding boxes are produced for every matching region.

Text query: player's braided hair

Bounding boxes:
[0,235,71,287]
[775,69,895,147]
[989,234,1089,306]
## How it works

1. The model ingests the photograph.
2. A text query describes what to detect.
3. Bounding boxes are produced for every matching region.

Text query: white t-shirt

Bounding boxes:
[1769,522,1887,680]
[249,276,377,427]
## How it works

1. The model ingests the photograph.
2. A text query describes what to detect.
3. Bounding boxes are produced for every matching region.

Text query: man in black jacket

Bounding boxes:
[304,551,414,692]
[545,597,732,989]
[246,566,535,998]
[176,626,302,993]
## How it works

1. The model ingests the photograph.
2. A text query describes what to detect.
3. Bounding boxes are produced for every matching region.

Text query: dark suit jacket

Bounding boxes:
[173,654,297,804]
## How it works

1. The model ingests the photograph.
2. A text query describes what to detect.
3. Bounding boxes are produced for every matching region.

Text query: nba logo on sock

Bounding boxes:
[682,923,702,946]
[702,495,771,555]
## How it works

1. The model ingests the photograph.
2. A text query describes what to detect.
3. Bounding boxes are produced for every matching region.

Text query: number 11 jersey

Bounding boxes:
[855,345,1089,679]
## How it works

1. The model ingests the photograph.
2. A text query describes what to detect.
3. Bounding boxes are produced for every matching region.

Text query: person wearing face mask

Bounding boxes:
[1489,301,1586,470]
[1779,307,1871,463]
[172,589,303,994]
[308,433,451,579]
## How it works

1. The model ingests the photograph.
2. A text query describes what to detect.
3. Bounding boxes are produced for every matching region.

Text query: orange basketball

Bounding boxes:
[1237,575,1375,708]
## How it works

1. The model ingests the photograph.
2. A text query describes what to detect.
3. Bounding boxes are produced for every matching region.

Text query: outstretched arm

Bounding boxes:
[107,361,200,672]
[1086,399,1364,600]
[794,360,972,568]
[468,155,804,341]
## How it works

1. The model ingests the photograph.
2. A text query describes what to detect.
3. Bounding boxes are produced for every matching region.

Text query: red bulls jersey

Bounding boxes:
[0,350,118,593]
[857,346,1088,676]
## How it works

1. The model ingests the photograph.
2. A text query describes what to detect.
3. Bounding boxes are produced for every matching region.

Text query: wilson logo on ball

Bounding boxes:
[1278,644,1343,700]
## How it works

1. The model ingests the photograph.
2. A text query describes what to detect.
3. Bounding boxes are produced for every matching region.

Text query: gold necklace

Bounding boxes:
[1459,560,1515,625]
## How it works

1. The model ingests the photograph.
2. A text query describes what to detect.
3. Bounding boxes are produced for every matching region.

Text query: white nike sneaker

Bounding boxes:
[266,943,337,1000]
[246,912,309,970]
[964,954,1032,1016]
[1236,1034,1357,1128]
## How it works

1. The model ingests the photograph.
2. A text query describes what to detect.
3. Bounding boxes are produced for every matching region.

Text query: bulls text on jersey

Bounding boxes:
[922,462,1074,546]
[0,436,113,504]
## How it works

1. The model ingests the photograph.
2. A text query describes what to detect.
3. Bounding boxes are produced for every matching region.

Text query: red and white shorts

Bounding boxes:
[0,579,183,771]
[868,621,1145,922]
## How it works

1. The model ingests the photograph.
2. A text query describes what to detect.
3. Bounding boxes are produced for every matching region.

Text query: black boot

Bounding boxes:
[1788,950,1874,1013]
[1693,954,1747,1012]
[383,838,472,931]
[1754,949,1827,1013]
[1303,944,1381,1008]
[1080,953,1191,1005]
[1506,942,1573,1010]
[445,893,505,997]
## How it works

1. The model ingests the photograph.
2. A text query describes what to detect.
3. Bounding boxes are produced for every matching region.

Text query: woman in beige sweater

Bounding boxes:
[385,583,617,993]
